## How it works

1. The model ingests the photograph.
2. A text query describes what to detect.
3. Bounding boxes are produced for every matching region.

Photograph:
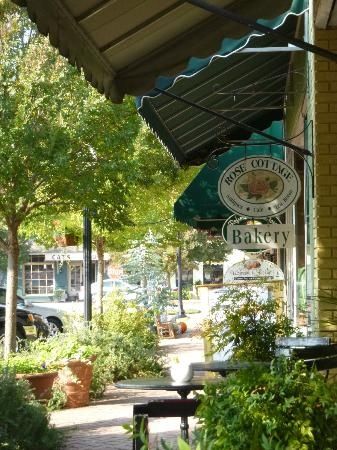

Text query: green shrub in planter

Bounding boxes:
[0,372,63,449]
[196,358,337,450]
[205,285,295,361]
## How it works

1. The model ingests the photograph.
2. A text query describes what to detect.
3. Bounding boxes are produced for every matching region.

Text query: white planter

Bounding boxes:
[170,363,193,383]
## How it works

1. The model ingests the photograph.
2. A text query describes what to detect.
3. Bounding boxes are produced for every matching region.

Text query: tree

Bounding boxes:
[0,2,140,355]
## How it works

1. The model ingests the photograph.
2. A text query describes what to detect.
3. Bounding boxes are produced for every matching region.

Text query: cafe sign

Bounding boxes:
[226,224,295,249]
[224,259,284,282]
[218,156,301,218]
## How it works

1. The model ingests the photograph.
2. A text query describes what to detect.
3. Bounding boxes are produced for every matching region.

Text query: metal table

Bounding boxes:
[191,360,270,377]
[115,375,219,442]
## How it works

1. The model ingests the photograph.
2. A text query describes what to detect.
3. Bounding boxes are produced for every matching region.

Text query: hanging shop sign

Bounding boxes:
[224,259,284,282]
[222,214,284,252]
[218,156,301,218]
[226,224,295,249]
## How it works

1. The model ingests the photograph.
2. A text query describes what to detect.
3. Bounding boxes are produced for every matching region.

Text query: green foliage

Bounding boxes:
[205,285,295,361]
[0,349,55,374]
[89,297,164,397]
[0,371,63,449]
[26,331,99,365]
[196,358,337,450]
[170,288,192,301]
[185,232,230,265]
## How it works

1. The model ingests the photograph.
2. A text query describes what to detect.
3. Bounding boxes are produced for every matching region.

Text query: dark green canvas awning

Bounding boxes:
[174,121,284,231]
[137,0,307,166]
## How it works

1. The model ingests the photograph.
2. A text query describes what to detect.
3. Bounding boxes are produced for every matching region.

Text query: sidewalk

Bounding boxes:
[50,310,205,450]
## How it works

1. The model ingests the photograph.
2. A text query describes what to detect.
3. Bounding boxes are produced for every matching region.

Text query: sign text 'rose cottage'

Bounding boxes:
[218,156,301,218]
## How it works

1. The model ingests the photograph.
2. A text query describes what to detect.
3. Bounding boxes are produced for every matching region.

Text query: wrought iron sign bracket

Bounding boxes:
[186,0,337,63]
[154,88,312,158]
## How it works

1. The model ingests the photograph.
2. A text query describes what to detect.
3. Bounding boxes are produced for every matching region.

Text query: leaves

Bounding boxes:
[196,359,337,450]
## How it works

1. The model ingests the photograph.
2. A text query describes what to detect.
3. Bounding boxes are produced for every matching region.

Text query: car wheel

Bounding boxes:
[47,317,63,335]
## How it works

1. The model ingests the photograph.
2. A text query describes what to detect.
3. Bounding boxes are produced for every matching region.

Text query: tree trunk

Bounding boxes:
[4,221,19,357]
[96,236,105,314]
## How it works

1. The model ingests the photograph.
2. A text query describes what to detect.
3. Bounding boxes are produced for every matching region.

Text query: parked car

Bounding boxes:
[0,287,66,336]
[0,302,49,352]
[91,279,141,301]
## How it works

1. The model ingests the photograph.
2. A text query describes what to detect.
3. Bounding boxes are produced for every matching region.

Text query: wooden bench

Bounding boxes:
[133,399,199,449]
[155,316,176,339]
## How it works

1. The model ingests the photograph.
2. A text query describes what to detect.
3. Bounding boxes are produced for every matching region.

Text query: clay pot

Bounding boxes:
[16,371,58,401]
[59,358,95,408]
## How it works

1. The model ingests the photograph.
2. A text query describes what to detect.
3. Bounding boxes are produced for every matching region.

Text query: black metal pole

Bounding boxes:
[186,0,337,63]
[83,208,92,322]
[155,88,312,157]
[177,246,186,318]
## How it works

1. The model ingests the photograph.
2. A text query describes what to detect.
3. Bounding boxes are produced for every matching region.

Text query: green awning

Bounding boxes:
[137,0,307,165]
[174,121,284,231]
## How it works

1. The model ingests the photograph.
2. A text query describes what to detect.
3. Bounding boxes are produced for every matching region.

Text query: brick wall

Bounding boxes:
[313,24,337,339]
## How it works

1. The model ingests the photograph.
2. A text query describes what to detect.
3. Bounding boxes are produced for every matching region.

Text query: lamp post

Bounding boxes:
[176,246,186,318]
[83,208,92,322]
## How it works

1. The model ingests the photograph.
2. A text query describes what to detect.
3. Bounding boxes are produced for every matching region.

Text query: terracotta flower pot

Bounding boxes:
[16,371,58,401]
[59,358,95,408]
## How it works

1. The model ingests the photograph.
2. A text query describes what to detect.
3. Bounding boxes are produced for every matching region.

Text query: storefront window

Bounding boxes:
[24,255,54,295]
[203,264,223,284]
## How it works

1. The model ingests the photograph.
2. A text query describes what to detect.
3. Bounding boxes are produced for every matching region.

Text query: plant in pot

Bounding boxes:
[0,350,59,401]
[196,358,337,450]
[204,284,296,361]
[34,329,99,408]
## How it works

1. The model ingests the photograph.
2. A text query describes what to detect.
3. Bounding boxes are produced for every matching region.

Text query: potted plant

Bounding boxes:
[0,351,58,401]
[32,331,99,408]
[204,284,295,361]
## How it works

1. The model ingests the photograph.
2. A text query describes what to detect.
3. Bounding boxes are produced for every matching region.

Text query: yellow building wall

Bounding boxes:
[313,24,337,339]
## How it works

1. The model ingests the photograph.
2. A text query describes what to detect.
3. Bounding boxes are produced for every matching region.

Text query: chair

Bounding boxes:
[155,316,176,339]
[276,336,337,380]
[133,399,200,450]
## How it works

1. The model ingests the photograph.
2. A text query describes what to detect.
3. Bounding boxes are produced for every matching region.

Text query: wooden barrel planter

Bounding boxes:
[16,371,58,401]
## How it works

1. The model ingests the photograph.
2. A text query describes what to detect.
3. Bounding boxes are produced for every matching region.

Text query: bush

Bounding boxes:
[0,372,63,449]
[196,358,337,450]
[205,285,295,361]
[89,298,164,397]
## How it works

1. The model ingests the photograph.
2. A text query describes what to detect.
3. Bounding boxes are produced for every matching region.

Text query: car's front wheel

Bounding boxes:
[47,317,63,335]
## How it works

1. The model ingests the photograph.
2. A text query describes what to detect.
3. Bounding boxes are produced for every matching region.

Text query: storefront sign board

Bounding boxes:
[226,224,295,249]
[218,156,301,218]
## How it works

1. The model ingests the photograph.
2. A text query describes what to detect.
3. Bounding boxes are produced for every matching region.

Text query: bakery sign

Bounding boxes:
[226,224,295,249]
[218,156,301,218]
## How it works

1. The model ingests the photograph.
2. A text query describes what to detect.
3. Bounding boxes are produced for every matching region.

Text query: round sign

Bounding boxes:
[218,156,301,218]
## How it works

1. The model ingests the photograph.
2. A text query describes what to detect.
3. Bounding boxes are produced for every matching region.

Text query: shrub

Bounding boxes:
[196,358,337,450]
[0,372,63,449]
[205,285,295,361]
[89,298,164,397]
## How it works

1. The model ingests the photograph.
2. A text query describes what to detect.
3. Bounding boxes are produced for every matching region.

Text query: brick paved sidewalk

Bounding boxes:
[51,312,205,450]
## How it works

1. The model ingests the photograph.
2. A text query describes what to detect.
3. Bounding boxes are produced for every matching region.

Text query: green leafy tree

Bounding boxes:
[0,3,140,354]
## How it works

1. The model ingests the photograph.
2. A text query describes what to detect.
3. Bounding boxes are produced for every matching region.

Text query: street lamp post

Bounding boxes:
[83,208,92,322]
[176,246,186,318]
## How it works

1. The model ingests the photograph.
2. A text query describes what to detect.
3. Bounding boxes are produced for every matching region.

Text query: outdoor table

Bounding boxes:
[115,375,219,442]
[191,360,270,377]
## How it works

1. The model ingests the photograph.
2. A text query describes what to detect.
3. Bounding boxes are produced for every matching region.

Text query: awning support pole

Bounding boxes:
[155,88,312,157]
[186,0,337,63]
